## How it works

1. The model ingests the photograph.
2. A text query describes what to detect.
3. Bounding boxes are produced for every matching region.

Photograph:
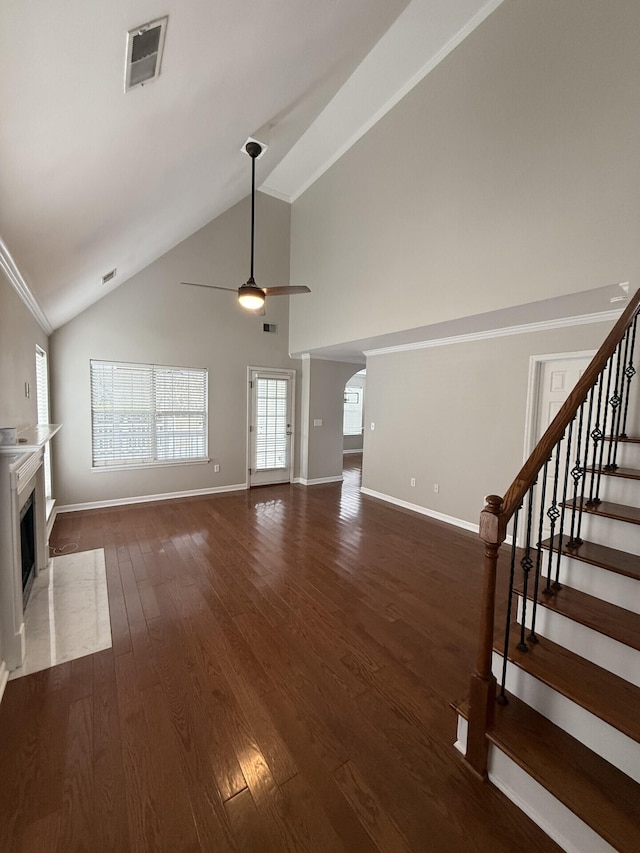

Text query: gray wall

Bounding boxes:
[301,359,361,482]
[50,193,300,507]
[343,372,365,452]
[362,320,618,526]
[0,271,48,430]
[289,0,640,354]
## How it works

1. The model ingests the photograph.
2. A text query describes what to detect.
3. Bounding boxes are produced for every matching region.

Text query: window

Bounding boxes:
[343,386,363,436]
[35,346,52,500]
[90,360,207,469]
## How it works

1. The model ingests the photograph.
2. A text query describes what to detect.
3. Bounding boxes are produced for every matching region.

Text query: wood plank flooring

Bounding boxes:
[0,456,560,852]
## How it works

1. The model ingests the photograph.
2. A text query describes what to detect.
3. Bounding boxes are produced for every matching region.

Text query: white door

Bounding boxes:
[248,368,295,486]
[528,354,593,542]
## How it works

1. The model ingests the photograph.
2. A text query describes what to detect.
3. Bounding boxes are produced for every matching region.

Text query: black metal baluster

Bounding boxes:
[517,486,536,652]
[586,373,604,507]
[544,435,563,596]
[594,355,615,503]
[620,314,638,438]
[566,400,586,549]
[498,507,521,705]
[554,419,574,588]
[528,460,549,645]
[575,385,596,547]
[605,341,624,471]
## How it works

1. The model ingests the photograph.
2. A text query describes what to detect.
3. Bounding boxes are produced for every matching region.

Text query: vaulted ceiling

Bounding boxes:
[0,0,498,331]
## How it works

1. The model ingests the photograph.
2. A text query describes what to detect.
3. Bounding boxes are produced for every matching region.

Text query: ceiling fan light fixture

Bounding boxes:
[238,282,265,310]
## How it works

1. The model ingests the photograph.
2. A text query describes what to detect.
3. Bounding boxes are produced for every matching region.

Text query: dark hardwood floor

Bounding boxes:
[0,455,560,852]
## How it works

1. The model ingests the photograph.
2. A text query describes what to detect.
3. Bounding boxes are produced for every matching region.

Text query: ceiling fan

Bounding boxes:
[182,140,310,311]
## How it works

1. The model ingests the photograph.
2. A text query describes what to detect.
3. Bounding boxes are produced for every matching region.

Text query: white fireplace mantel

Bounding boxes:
[0,424,60,694]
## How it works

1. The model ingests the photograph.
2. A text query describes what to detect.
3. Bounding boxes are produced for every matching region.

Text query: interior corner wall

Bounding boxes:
[0,271,48,430]
[289,0,640,355]
[50,193,298,508]
[303,359,362,482]
[362,319,617,527]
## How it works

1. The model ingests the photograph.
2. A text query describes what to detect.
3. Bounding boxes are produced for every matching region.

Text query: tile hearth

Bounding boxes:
[9,548,112,680]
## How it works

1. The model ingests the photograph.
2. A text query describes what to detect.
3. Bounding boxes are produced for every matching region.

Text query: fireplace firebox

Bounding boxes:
[20,490,36,604]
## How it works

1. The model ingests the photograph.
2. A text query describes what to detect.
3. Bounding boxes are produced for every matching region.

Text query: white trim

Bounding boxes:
[262,0,505,202]
[0,237,53,334]
[0,660,8,705]
[91,458,210,473]
[46,503,57,539]
[56,482,247,513]
[360,487,514,544]
[343,449,363,455]
[363,311,622,357]
[360,487,478,533]
[259,185,292,204]
[294,475,343,486]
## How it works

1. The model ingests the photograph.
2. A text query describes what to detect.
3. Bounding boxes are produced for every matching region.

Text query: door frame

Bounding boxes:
[521,350,595,548]
[246,366,296,487]
[522,350,597,462]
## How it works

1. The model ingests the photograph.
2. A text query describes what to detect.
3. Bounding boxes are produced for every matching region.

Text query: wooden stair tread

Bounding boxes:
[568,498,640,525]
[515,581,640,650]
[488,694,640,853]
[540,534,640,581]
[495,627,640,744]
[585,465,640,480]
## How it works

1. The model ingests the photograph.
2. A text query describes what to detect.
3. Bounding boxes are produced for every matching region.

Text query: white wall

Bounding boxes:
[50,193,300,508]
[289,0,640,355]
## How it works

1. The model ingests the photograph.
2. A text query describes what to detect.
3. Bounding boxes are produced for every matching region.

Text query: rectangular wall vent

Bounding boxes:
[263,323,278,334]
[101,268,117,285]
[125,17,168,92]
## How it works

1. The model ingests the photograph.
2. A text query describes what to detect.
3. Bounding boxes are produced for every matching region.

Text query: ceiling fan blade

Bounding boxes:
[181,281,236,292]
[263,286,311,296]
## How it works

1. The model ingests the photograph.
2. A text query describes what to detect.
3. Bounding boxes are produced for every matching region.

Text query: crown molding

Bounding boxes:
[363,309,623,358]
[0,238,53,335]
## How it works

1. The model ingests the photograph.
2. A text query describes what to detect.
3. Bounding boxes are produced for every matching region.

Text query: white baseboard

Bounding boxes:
[294,475,344,486]
[0,660,8,705]
[342,449,363,455]
[47,504,58,537]
[56,482,247,513]
[359,487,479,534]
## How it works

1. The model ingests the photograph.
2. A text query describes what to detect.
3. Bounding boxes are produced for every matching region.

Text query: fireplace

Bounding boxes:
[20,490,36,604]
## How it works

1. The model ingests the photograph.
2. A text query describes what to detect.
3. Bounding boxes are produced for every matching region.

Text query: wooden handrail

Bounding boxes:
[492,287,640,541]
[464,286,640,778]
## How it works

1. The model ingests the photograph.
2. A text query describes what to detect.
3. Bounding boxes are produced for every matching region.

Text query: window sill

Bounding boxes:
[91,457,210,473]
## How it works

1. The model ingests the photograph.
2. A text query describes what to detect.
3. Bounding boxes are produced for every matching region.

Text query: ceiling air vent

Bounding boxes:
[125,17,168,92]
[101,268,117,285]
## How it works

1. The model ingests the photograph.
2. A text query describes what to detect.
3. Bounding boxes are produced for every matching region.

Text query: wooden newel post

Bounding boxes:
[465,494,505,779]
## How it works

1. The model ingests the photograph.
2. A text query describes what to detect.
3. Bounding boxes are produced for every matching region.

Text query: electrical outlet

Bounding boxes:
[433,483,439,493]
[410,477,416,487]
[213,464,220,473]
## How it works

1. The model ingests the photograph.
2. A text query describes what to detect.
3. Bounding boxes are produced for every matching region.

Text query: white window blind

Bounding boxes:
[90,360,207,468]
[35,346,52,498]
[343,386,363,436]
[255,377,288,470]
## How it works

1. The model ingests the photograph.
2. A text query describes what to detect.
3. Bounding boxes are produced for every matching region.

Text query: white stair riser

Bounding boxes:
[516,595,640,688]
[453,714,618,853]
[593,473,639,505]
[492,651,640,783]
[488,747,618,853]
[577,513,640,555]
[540,553,640,615]
[612,442,640,469]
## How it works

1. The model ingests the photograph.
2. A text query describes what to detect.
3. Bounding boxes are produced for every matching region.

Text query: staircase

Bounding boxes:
[454,291,640,852]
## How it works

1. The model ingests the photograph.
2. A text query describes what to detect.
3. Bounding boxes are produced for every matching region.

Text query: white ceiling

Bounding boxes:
[0,0,499,332]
